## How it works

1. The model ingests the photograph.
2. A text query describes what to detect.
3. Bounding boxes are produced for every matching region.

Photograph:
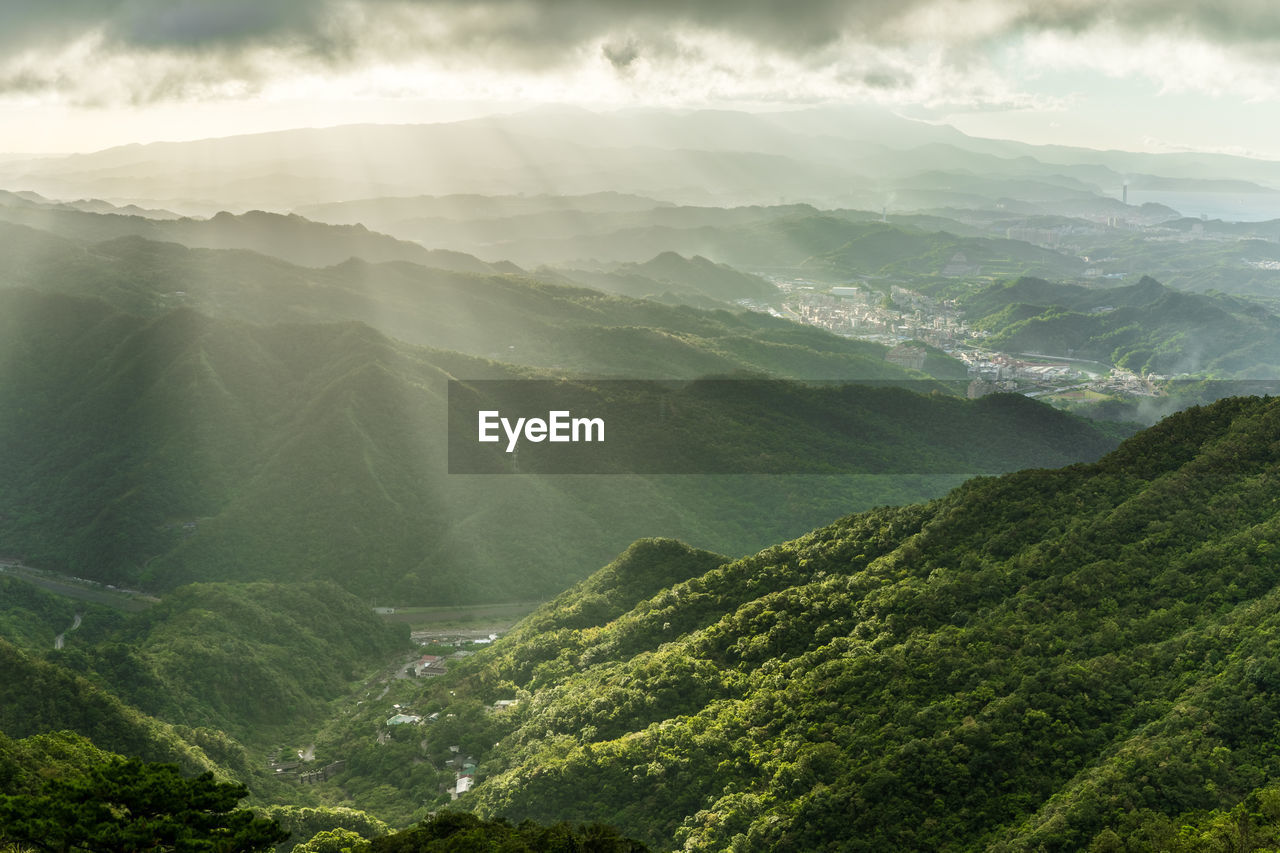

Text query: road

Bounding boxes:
[54,612,82,650]
[0,562,157,611]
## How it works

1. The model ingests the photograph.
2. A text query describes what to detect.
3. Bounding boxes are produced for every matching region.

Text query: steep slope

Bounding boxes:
[412,396,1280,851]
[0,639,221,777]
[56,581,408,745]
[0,575,86,651]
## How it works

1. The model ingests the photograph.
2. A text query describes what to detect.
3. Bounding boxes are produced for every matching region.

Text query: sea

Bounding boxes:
[1125,189,1280,224]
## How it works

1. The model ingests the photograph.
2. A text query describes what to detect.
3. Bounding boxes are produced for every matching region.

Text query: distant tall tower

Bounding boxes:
[1122,183,1128,205]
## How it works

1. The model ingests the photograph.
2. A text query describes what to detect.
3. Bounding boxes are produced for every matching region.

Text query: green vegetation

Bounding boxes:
[965,275,1280,376]
[553,252,777,306]
[370,812,649,852]
[0,575,85,651]
[262,805,390,850]
[0,756,288,852]
[0,288,1121,604]
[0,639,221,775]
[343,395,1280,851]
[57,582,409,745]
[0,222,912,380]
[12,166,1280,852]
[0,733,289,851]
[805,222,1085,281]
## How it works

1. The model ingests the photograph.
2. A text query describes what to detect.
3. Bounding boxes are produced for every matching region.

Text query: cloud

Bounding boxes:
[4,1,1280,106]
[0,0,1271,59]
[602,38,641,72]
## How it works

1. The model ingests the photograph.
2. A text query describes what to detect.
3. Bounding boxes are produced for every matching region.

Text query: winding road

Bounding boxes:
[53,612,82,650]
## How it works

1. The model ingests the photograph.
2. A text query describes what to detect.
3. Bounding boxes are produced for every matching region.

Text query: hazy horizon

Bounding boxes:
[4,2,1280,159]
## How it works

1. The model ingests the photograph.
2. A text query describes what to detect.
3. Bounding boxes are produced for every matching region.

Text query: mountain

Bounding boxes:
[0,220,934,379]
[0,118,871,210]
[0,574,87,651]
[58,581,407,745]
[0,188,180,220]
[292,197,980,270]
[0,289,1123,603]
[0,639,222,776]
[966,275,1280,375]
[7,107,1280,215]
[379,395,1280,851]
[294,192,676,232]
[805,221,1086,281]
[549,252,776,305]
[0,201,516,271]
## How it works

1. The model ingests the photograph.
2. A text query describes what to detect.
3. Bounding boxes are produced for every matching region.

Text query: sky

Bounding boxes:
[2,0,1280,156]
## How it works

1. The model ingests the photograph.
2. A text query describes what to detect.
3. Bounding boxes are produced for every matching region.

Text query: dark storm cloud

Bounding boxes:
[4,0,1280,98]
[108,1,331,50]
[5,1,1280,57]
[602,38,641,71]
[1012,1,1280,43]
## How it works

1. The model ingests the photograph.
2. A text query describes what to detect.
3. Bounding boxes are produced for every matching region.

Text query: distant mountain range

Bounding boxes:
[5,106,1279,215]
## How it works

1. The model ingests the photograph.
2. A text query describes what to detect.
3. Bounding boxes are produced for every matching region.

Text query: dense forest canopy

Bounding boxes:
[370,395,1280,851]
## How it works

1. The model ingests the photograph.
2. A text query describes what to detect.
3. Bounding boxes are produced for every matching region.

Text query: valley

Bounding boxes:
[6,80,1280,852]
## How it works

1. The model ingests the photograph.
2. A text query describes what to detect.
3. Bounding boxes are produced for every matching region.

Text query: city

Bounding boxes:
[757,277,1164,403]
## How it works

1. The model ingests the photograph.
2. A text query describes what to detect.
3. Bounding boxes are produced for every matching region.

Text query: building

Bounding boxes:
[885,344,927,371]
[414,654,448,677]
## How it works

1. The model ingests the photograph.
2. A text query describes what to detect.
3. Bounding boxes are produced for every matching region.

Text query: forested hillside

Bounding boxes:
[964,275,1280,376]
[0,219,940,380]
[0,640,222,777]
[0,288,1123,602]
[381,395,1280,851]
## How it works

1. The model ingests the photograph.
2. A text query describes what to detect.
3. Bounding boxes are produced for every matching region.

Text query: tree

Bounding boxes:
[369,811,649,852]
[292,828,372,853]
[0,757,288,853]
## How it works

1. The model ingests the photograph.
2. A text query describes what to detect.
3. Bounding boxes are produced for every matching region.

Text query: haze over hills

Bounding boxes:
[6,107,1280,217]
[8,90,1280,853]
[12,0,1280,848]
[0,197,517,272]
[0,219,907,375]
[0,287,1123,604]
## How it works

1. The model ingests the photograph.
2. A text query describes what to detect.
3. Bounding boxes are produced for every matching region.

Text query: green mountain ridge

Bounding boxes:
[0,201,512,272]
[548,252,776,306]
[967,275,1280,375]
[378,394,1280,851]
[57,580,408,745]
[806,223,1085,281]
[0,638,223,778]
[0,220,907,379]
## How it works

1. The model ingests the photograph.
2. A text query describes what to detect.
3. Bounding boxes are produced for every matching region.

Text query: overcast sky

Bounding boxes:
[3,0,1280,155]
